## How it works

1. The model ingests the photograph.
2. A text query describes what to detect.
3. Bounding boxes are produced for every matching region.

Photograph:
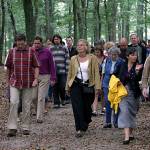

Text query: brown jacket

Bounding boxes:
[65,54,101,91]
[142,56,150,88]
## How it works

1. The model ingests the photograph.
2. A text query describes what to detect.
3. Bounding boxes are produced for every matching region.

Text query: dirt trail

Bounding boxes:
[0,67,150,150]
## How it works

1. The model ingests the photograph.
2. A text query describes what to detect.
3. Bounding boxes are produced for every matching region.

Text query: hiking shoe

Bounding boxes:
[22,130,30,135]
[7,129,17,137]
[37,119,43,123]
[103,123,112,128]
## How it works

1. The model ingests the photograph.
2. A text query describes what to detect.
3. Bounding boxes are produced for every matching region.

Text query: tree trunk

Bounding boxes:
[44,0,54,39]
[0,0,5,65]
[93,0,101,41]
[137,0,144,40]
[73,0,78,45]
[144,1,147,41]
[7,1,17,37]
[76,0,87,39]
[125,0,130,41]
[23,0,36,43]
[104,0,117,41]
[68,2,72,36]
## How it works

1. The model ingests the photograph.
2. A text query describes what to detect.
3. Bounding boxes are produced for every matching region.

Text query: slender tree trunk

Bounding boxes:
[23,0,36,43]
[104,0,109,41]
[137,0,144,40]
[93,0,101,41]
[7,1,17,37]
[73,0,78,45]
[33,0,38,35]
[0,0,5,64]
[144,1,147,41]
[44,0,54,39]
[68,2,72,36]
[76,0,87,39]
[125,0,130,41]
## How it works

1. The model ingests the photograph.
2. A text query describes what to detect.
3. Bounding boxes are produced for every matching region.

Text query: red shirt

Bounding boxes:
[5,46,40,89]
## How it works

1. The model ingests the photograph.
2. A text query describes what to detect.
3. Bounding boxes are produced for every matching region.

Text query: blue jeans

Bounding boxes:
[103,87,118,126]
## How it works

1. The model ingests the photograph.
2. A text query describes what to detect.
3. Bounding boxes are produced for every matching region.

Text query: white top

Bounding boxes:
[77,60,89,82]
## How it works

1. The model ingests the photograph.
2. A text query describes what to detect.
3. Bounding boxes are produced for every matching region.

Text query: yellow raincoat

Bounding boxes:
[108,75,128,114]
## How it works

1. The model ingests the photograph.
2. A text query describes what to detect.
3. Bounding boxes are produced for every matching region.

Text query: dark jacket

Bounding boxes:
[68,46,78,58]
[115,61,141,98]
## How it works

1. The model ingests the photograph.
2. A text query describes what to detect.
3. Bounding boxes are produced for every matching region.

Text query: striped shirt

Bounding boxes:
[5,47,40,89]
[51,45,70,74]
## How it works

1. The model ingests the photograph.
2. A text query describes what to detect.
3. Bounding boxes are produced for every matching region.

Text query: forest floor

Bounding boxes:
[0,66,150,150]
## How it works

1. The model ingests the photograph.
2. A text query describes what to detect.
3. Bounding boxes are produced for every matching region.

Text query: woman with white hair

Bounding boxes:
[102,46,126,128]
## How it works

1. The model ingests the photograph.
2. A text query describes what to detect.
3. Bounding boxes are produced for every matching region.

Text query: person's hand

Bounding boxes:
[142,87,149,98]
[50,80,56,86]
[95,89,100,96]
[66,90,70,96]
[135,64,143,72]
[32,79,38,87]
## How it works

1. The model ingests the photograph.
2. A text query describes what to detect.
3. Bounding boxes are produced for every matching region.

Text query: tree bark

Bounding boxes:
[93,0,101,41]
[137,0,144,40]
[7,1,17,37]
[0,0,5,65]
[23,0,36,43]
[73,0,78,45]
[44,0,54,39]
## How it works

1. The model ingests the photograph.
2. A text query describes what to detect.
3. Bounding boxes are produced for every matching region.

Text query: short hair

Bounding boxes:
[94,39,105,46]
[126,47,136,56]
[130,33,137,38]
[77,39,90,53]
[52,34,63,44]
[109,46,120,54]
[104,42,115,51]
[66,36,73,41]
[34,36,43,43]
[15,33,26,41]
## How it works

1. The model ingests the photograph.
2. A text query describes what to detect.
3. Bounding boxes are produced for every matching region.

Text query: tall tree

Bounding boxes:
[44,0,54,38]
[73,0,78,45]
[23,0,36,43]
[7,0,17,37]
[0,0,5,64]
[93,0,101,41]
[137,0,144,40]
[75,0,88,39]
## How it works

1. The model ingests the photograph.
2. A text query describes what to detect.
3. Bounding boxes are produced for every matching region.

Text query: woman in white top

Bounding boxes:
[66,39,101,137]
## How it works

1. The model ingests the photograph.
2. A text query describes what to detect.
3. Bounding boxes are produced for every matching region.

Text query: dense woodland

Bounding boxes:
[0,0,150,64]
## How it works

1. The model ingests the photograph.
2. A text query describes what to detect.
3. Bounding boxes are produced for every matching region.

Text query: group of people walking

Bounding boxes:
[4,32,150,145]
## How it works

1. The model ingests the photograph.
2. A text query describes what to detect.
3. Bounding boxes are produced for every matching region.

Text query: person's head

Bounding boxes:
[15,33,26,50]
[33,36,43,50]
[77,39,89,54]
[66,36,73,48]
[94,47,103,58]
[119,37,128,50]
[52,34,62,45]
[46,37,53,47]
[130,33,139,45]
[109,46,120,61]
[94,39,105,50]
[148,40,150,47]
[126,48,137,63]
[104,41,115,56]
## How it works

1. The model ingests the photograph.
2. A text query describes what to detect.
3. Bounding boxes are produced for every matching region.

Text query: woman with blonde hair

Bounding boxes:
[66,39,101,137]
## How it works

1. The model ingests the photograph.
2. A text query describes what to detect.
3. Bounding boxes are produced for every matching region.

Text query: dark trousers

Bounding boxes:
[70,81,95,131]
[53,74,66,105]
